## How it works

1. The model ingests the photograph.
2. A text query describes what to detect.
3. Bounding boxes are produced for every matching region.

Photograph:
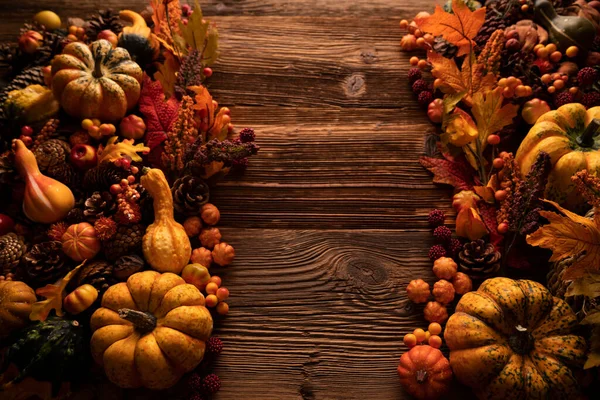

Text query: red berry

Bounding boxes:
[495,190,508,202]
[20,126,33,136]
[446,238,462,257]
[118,158,131,169]
[487,134,501,146]
[433,225,452,243]
[498,222,509,234]
[203,67,213,77]
[554,91,574,108]
[202,374,221,394]
[110,184,122,195]
[428,244,447,261]
[0,214,15,235]
[408,68,422,84]
[428,209,445,227]
[578,67,599,87]
[492,158,504,169]
[418,90,434,107]
[206,336,224,354]
[412,79,429,95]
[19,136,33,147]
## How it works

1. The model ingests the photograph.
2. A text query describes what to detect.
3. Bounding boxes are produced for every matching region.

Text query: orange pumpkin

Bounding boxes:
[50,39,142,121]
[61,222,101,261]
[398,345,453,400]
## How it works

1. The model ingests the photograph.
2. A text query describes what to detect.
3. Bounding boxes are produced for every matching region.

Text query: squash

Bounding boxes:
[445,277,586,400]
[397,345,453,400]
[50,39,143,121]
[141,169,191,274]
[90,271,213,389]
[64,284,99,315]
[2,84,59,124]
[0,317,90,397]
[515,103,600,211]
[0,281,36,339]
[118,10,159,67]
[61,222,101,262]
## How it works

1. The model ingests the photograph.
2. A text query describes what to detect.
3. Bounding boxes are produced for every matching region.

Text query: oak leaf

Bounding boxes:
[139,75,181,149]
[415,0,486,57]
[527,200,600,280]
[30,262,85,321]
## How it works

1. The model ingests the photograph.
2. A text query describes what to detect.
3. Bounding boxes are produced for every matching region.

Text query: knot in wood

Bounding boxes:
[344,73,366,97]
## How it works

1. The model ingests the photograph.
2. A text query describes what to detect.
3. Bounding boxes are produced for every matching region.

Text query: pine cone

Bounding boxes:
[33,139,70,171]
[474,0,520,47]
[76,260,116,295]
[458,239,501,280]
[83,162,130,191]
[0,66,45,106]
[20,241,70,289]
[0,233,27,273]
[432,36,458,59]
[84,191,117,222]
[66,208,86,224]
[47,162,78,186]
[113,255,145,281]
[85,9,124,39]
[0,151,18,185]
[171,175,210,216]
[103,224,145,261]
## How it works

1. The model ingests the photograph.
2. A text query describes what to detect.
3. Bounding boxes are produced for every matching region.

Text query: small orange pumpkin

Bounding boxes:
[61,222,101,261]
[398,345,453,400]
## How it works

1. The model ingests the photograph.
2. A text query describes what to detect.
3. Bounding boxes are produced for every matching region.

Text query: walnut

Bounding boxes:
[200,203,220,226]
[183,216,203,237]
[190,247,213,267]
[199,227,221,249]
[212,242,235,266]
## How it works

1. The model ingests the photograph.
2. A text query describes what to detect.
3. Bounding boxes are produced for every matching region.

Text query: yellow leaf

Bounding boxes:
[471,88,518,144]
[566,273,600,298]
[154,51,179,99]
[415,0,486,57]
[527,200,600,280]
[98,137,150,163]
[584,326,600,369]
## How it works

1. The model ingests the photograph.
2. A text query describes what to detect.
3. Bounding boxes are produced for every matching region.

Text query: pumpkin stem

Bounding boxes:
[93,57,104,78]
[118,308,156,333]
[577,118,600,148]
[416,369,428,384]
[508,325,534,355]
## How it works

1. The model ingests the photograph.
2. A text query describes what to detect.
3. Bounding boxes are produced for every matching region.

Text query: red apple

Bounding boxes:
[70,144,98,170]
[97,30,118,47]
[0,214,15,235]
[19,30,43,54]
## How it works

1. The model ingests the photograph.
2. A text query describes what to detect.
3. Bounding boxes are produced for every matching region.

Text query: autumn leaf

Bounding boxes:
[527,200,600,280]
[415,0,486,57]
[139,75,181,149]
[190,85,215,121]
[30,262,85,321]
[420,152,477,191]
[566,272,600,298]
[584,326,600,369]
[154,51,180,99]
[471,87,518,146]
[177,0,219,65]
[428,52,496,106]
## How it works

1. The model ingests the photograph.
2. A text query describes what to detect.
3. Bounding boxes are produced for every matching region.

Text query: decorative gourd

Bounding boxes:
[0,317,90,397]
[119,114,146,140]
[515,104,600,211]
[63,284,99,315]
[534,0,596,51]
[181,263,211,291]
[2,84,59,124]
[0,281,36,338]
[90,271,213,389]
[50,39,142,121]
[12,139,74,224]
[118,10,159,67]
[141,169,191,274]
[445,277,586,400]
[61,222,101,262]
[397,345,453,400]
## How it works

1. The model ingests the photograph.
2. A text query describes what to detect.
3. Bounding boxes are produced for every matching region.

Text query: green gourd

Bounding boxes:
[0,317,90,396]
[534,0,596,52]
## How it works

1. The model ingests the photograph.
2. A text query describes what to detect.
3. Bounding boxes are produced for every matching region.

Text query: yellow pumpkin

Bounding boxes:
[141,169,191,274]
[515,103,600,211]
[90,271,212,389]
[50,39,142,121]
[445,277,586,400]
[0,280,36,338]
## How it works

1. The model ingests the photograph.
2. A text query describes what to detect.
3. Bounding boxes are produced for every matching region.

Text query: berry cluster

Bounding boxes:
[403,322,444,350]
[186,337,224,399]
[427,210,463,260]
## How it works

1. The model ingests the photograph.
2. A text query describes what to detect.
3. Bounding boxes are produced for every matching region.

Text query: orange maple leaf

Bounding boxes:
[527,200,600,280]
[415,0,486,57]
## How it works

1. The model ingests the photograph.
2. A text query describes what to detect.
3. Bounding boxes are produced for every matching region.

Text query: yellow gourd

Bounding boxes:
[12,139,74,223]
[141,169,191,274]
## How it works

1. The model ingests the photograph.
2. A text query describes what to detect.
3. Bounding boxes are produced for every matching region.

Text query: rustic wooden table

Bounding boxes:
[2,1,470,399]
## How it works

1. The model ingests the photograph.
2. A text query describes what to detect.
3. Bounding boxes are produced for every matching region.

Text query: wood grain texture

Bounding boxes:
[0,0,473,399]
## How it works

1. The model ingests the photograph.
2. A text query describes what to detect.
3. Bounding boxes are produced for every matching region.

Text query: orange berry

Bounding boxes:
[536,47,549,59]
[205,294,218,308]
[502,87,515,98]
[551,73,561,80]
[428,322,442,335]
[216,287,230,301]
[67,34,78,42]
[205,282,219,295]
[429,335,443,349]
[487,134,501,146]
[553,79,565,90]
[495,189,508,202]
[424,331,431,343]
[566,46,579,58]
[493,157,504,169]
[414,29,423,38]
[423,33,434,44]
[417,60,428,70]
[547,85,556,94]
[416,37,426,47]
[88,125,101,139]
[413,328,427,343]
[409,56,419,66]
[498,222,509,234]
[81,119,94,130]
[216,302,229,315]
[545,43,557,54]
[515,85,529,97]
[68,26,77,35]
[209,276,222,286]
[521,4,529,12]
[569,87,579,95]
[541,74,552,84]
[91,118,101,126]
[400,20,409,29]
[550,51,562,63]
[533,44,544,53]
[506,76,518,87]
[498,78,508,87]
[403,333,417,348]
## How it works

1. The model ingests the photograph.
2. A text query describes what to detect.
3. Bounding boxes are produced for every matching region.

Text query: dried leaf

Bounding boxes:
[474,185,495,203]
[415,0,486,56]
[139,75,181,149]
[190,85,215,120]
[420,153,476,191]
[208,108,230,141]
[566,273,600,298]
[178,0,219,65]
[441,91,466,131]
[471,88,518,147]
[584,326,600,369]
[527,200,600,280]
[154,51,180,99]
[30,262,85,321]
[98,137,150,163]
[582,310,600,325]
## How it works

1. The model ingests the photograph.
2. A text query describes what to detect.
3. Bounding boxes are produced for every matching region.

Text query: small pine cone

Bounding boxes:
[432,36,458,58]
[112,254,145,281]
[171,175,210,216]
[32,119,59,151]
[0,151,18,185]
[0,233,27,273]
[83,162,130,191]
[46,162,77,186]
[458,239,501,280]
[66,208,86,224]
[84,191,117,222]
[103,224,145,261]
[33,139,70,171]
[20,241,70,288]
[85,9,124,39]
[76,260,116,295]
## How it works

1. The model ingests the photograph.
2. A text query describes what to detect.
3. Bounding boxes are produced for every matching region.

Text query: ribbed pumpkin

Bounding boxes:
[0,281,36,338]
[90,271,213,389]
[141,169,191,274]
[397,345,453,400]
[445,277,586,400]
[61,222,101,262]
[50,39,142,121]
[515,103,600,211]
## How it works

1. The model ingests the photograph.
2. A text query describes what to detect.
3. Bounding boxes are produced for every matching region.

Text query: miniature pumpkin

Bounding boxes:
[451,272,473,295]
[141,169,192,274]
[406,279,431,303]
[424,301,448,324]
[63,284,99,315]
[50,39,142,121]
[62,222,101,262]
[432,280,455,304]
[212,242,235,266]
[0,280,36,338]
[190,247,213,267]
[445,277,587,399]
[397,345,453,400]
[515,104,600,211]
[119,114,146,140]
[90,271,213,389]
[432,257,457,280]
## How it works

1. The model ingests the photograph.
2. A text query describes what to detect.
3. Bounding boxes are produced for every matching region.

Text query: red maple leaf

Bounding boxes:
[139,75,180,149]
[477,200,503,246]
[419,153,477,191]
